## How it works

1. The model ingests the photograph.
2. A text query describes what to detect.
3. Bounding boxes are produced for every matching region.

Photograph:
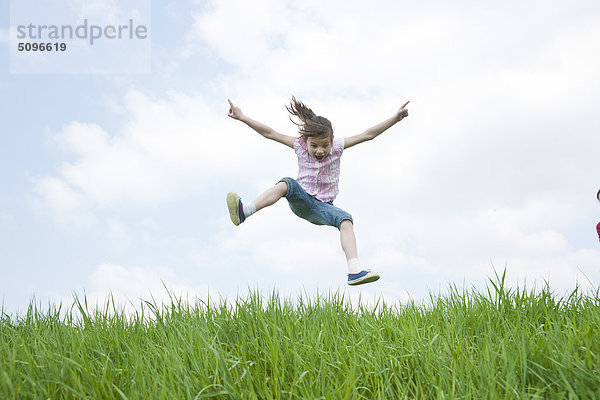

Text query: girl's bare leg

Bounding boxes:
[341,219,379,283]
[253,181,288,211]
[340,219,358,260]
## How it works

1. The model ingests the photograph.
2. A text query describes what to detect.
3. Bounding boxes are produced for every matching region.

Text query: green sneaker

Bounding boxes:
[226,192,245,226]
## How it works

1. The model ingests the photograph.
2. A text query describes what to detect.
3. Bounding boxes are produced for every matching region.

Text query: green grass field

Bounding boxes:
[2,273,600,399]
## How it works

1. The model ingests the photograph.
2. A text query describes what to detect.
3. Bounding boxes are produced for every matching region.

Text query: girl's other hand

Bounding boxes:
[396,100,410,121]
[228,99,244,120]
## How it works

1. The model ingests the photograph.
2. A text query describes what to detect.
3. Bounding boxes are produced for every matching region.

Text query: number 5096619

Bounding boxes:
[18,42,67,51]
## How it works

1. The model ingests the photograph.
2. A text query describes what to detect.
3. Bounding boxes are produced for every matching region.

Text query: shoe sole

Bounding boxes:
[348,272,380,286]
[226,192,241,226]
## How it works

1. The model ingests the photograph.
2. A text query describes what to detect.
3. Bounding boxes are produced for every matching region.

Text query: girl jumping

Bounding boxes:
[226,97,410,286]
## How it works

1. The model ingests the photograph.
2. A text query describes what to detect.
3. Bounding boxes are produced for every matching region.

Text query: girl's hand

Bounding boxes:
[228,99,244,120]
[396,100,410,121]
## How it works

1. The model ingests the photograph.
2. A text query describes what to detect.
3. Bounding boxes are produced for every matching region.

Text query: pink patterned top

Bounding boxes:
[293,136,345,203]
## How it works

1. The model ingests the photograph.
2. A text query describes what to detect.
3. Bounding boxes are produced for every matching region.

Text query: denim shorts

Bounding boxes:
[278,177,353,230]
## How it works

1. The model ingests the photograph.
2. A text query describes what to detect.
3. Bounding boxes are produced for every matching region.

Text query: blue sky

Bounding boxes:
[2,0,600,315]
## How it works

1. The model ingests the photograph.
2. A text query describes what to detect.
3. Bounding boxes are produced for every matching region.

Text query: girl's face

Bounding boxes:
[306,136,332,161]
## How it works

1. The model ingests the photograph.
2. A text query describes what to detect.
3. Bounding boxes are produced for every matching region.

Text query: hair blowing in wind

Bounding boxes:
[286,96,334,141]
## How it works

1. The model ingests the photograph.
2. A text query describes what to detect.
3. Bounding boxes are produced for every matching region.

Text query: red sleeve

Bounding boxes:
[597,222,600,242]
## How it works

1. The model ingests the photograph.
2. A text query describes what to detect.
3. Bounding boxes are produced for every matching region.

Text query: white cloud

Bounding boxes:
[32,89,295,224]
[90,263,184,298]
[31,176,96,228]
[53,263,219,314]
[191,1,600,99]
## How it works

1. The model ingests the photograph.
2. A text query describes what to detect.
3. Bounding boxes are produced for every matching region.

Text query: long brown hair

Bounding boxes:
[286,96,334,142]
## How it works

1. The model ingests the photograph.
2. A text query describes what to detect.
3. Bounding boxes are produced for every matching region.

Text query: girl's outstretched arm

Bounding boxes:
[228,99,295,148]
[344,101,410,149]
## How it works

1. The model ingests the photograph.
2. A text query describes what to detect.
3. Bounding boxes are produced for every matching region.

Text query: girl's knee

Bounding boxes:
[340,219,353,229]
[276,181,288,196]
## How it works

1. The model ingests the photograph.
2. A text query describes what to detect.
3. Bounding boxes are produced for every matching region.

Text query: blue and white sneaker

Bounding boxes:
[347,270,380,286]
[226,192,246,226]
